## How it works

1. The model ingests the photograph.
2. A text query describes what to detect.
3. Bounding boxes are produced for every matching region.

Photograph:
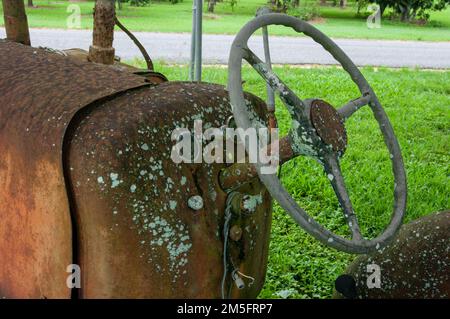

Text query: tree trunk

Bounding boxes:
[380,3,387,16]
[276,0,287,12]
[207,0,216,13]
[339,0,347,8]
[88,0,116,65]
[28,0,34,7]
[320,0,327,5]
[1,0,31,45]
[399,4,411,22]
[292,0,300,8]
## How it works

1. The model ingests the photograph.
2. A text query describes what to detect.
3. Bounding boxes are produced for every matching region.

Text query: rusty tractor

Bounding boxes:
[0,1,407,298]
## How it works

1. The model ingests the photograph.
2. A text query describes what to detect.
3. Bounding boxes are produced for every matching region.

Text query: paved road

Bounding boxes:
[1,28,449,68]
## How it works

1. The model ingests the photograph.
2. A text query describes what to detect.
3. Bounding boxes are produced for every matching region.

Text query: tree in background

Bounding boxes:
[269,0,297,12]
[129,0,151,6]
[28,0,34,7]
[356,0,369,14]
[117,0,181,6]
[374,0,450,21]
[207,0,237,13]
[280,0,321,20]
[116,0,151,7]
[208,0,217,12]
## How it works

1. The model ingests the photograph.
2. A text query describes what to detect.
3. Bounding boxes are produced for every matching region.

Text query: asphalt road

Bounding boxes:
[1,28,449,68]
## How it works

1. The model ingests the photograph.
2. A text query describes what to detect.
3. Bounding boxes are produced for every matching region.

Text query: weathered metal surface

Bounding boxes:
[335,211,450,299]
[134,70,168,85]
[61,48,168,84]
[219,136,294,191]
[310,99,347,153]
[0,40,271,298]
[67,82,272,298]
[1,0,30,45]
[0,40,148,298]
[89,0,116,65]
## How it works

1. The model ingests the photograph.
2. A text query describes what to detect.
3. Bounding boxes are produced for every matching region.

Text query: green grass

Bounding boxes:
[1,0,449,41]
[134,61,449,298]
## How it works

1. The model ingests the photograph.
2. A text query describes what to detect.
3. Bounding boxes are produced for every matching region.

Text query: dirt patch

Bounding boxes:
[410,19,428,26]
[204,13,222,20]
[309,17,327,24]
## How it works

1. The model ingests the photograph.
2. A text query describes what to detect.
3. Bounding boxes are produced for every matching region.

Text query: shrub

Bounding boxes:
[287,2,321,21]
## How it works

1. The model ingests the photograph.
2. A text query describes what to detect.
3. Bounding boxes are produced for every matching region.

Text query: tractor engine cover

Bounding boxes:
[0,40,272,298]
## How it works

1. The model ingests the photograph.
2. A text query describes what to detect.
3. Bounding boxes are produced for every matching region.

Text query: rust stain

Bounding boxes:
[0,144,71,298]
[310,99,347,153]
[0,40,149,298]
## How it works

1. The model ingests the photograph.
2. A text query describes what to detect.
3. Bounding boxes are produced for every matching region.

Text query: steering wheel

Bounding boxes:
[228,14,407,254]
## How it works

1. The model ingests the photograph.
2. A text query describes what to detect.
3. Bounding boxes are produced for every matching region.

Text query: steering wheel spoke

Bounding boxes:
[338,94,371,121]
[323,154,362,241]
[242,48,304,114]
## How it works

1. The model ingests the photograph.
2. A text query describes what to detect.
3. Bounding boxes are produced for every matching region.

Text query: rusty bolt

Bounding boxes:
[229,225,243,241]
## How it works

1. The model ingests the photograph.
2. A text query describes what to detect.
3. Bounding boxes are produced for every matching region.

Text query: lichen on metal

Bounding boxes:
[65,80,273,297]
[188,195,204,211]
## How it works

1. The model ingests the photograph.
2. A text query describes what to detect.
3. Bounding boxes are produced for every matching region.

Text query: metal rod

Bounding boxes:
[114,16,154,70]
[193,0,203,82]
[88,0,116,65]
[1,0,30,45]
[262,26,275,111]
[256,7,274,111]
[189,1,197,81]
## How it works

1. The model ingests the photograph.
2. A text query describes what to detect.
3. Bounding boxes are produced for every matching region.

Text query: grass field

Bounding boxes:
[1,0,449,41]
[132,61,449,298]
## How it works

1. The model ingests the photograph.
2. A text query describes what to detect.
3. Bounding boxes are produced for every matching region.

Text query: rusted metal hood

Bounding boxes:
[0,40,149,298]
[0,40,149,140]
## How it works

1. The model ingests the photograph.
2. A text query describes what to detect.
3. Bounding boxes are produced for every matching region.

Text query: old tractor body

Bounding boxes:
[0,40,271,298]
[1,0,409,299]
